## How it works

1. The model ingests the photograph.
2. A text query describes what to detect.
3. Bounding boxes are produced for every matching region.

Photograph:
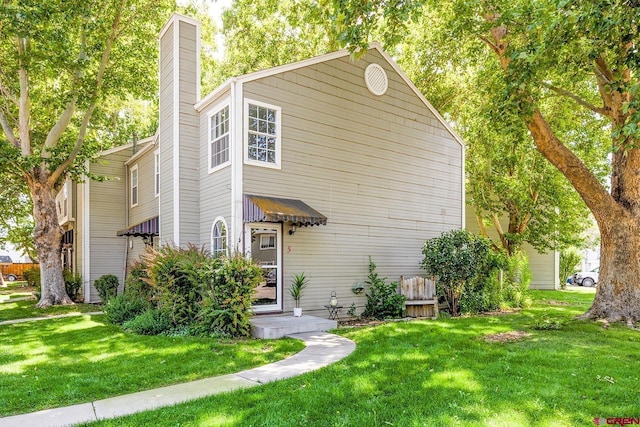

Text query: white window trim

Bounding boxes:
[210,216,229,257]
[130,164,139,208]
[208,100,231,174]
[154,150,159,198]
[56,179,73,225]
[244,99,281,170]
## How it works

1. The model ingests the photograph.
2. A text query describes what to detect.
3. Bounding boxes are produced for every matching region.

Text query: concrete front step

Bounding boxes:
[250,315,337,339]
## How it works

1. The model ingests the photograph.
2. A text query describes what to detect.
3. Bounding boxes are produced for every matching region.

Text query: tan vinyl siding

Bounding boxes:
[177,20,200,245]
[465,206,559,290]
[129,147,159,226]
[242,49,463,313]
[526,243,560,290]
[199,90,232,248]
[88,151,129,301]
[158,22,175,244]
[158,18,200,246]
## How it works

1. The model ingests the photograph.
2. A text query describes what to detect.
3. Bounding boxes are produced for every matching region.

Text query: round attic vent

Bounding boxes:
[364,63,388,96]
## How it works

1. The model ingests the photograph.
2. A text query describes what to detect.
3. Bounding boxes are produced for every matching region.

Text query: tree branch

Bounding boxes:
[491,213,509,253]
[525,109,621,221]
[49,4,124,185]
[541,82,608,116]
[0,110,20,148]
[17,37,31,156]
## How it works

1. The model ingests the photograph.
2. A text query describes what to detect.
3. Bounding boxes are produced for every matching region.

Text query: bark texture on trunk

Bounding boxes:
[29,178,72,308]
[583,216,640,325]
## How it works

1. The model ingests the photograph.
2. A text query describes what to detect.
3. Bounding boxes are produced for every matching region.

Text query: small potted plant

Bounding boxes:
[289,273,308,317]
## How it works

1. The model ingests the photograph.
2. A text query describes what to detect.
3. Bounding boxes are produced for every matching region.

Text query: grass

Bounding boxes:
[0,299,100,321]
[0,281,33,302]
[82,290,640,427]
[0,314,304,417]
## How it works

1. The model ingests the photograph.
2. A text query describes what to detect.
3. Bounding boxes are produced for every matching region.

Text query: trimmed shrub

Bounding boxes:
[63,271,83,302]
[422,230,503,316]
[197,252,262,337]
[123,309,172,335]
[94,274,119,302]
[362,257,406,319]
[104,294,149,325]
[124,259,154,301]
[142,244,211,327]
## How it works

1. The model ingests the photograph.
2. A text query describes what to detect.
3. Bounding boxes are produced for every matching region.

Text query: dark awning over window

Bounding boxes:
[243,194,327,227]
[117,216,159,237]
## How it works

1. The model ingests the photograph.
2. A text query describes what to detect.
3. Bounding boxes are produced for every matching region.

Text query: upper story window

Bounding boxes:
[56,178,73,225]
[209,104,230,172]
[211,217,228,258]
[154,151,159,197]
[245,99,281,169]
[130,164,138,207]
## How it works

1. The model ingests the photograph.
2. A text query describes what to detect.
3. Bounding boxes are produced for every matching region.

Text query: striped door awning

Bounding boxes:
[117,216,159,237]
[243,194,327,227]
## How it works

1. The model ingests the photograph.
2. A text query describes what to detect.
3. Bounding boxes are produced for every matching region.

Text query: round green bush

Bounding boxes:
[94,274,119,303]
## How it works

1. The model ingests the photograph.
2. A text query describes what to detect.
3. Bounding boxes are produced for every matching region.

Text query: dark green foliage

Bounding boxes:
[422,230,506,316]
[501,252,532,308]
[459,271,502,314]
[362,257,405,319]
[104,294,149,326]
[94,274,119,303]
[197,253,262,337]
[112,246,262,338]
[123,309,172,336]
[124,259,154,301]
[63,271,83,302]
[143,244,211,327]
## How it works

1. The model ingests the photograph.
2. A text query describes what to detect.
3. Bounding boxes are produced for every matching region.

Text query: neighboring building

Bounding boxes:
[465,208,559,290]
[64,14,465,314]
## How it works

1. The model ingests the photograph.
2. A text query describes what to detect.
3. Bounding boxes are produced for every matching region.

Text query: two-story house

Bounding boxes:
[62,14,466,314]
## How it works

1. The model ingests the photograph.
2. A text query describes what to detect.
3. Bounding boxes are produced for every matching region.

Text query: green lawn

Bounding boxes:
[0,314,304,417]
[0,282,33,302]
[0,299,100,321]
[82,290,640,427]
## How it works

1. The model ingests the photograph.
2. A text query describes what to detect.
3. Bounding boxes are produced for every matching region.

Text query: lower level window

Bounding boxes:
[212,218,228,257]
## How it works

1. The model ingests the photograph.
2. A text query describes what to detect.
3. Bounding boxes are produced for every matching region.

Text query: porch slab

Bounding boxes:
[250,315,337,339]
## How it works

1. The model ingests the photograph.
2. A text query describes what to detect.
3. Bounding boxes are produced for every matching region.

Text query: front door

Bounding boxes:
[245,223,282,313]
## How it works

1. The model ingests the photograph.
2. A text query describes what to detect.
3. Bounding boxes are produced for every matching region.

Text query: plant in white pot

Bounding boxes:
[290,273,308,317]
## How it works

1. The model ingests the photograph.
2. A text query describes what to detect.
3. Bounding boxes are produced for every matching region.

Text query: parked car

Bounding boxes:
[572,267,599,287]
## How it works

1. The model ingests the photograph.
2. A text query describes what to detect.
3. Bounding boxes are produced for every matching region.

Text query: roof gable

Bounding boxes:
[194,44,464,148]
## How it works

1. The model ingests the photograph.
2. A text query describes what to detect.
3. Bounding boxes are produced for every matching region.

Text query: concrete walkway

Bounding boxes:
[0,332,356,427]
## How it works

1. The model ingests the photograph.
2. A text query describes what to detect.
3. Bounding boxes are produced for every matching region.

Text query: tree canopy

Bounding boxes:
[0,0,174,306]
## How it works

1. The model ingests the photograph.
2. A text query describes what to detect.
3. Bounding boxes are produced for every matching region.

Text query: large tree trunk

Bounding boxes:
[584,218,640,326]
[29,178,72,308]
[481,21,640,326]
